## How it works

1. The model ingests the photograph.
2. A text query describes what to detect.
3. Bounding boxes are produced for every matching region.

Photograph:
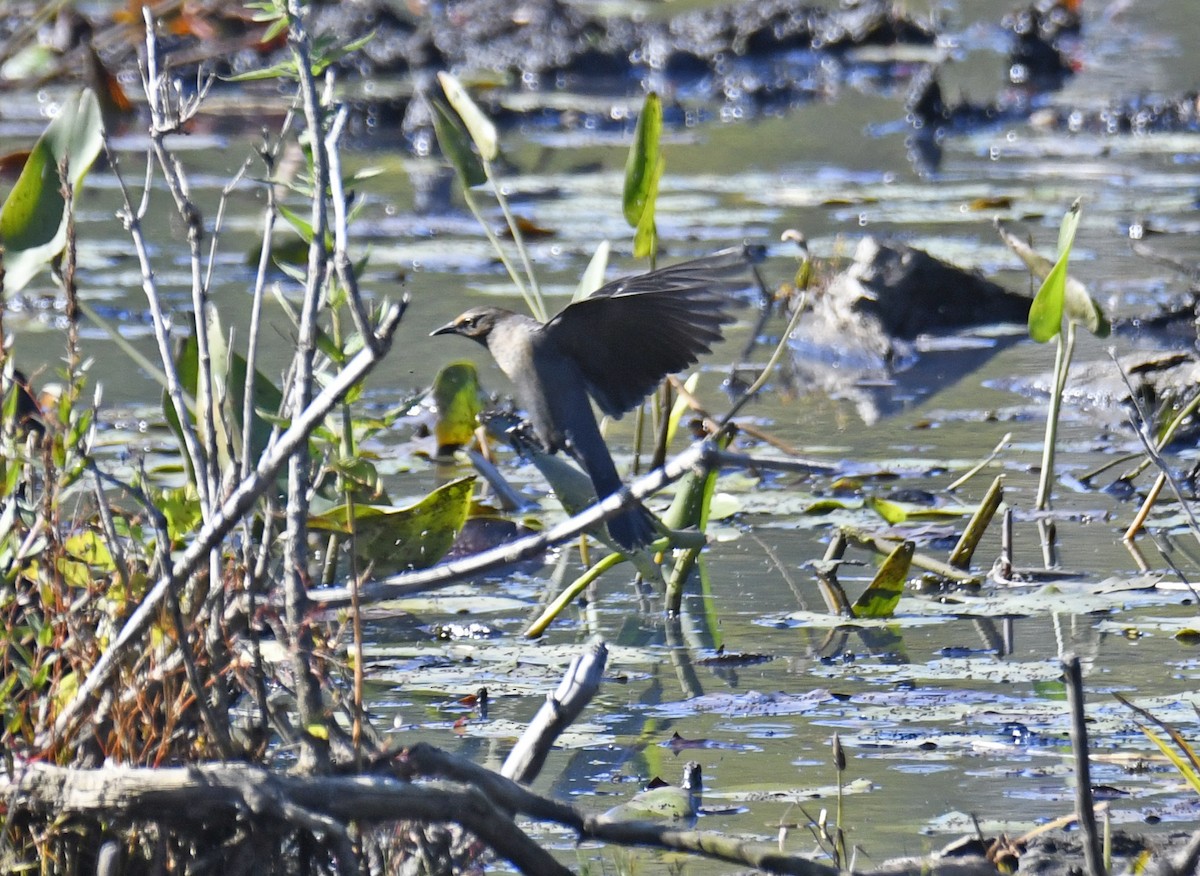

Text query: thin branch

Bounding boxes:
[282,0,335,771]
[326,105,377,349]
[44,303,404,747]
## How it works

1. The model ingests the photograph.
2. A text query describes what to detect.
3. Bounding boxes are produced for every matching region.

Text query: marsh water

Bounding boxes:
[6,0,1200,870]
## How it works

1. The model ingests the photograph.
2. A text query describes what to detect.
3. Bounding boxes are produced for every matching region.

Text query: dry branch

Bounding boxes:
[44,303,404,749]
[501,638,607,783]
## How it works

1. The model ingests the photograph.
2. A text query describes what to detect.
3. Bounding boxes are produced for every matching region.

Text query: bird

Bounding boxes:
[431,248,751,549]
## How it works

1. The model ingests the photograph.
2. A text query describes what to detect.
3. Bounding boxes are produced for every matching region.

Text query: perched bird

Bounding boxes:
[431,248,750,549]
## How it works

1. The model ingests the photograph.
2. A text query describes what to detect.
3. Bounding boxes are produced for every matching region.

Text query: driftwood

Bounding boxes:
[502,638,608,783]
[2,750,1012,876]
[1,759,568,876]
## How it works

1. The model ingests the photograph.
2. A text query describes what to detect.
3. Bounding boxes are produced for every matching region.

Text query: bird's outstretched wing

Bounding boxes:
[545,248,751,417]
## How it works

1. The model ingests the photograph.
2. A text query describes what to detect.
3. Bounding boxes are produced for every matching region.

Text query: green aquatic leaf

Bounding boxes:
[309,476,475,572]
[623,91,662,227]
[632,155,663,260]
[867,495,908,524]
[438,71,498,162]
[1027,200,1083,342]
[0,89,103,293]
[432,361,482,453]
[852,540,912,619]
[430,98,487,188]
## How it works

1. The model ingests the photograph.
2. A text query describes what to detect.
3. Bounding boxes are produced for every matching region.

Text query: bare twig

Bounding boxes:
[281,0,335,772]
[45,303,404,748]
[501,639,607,783]
[1063,654,1104,876]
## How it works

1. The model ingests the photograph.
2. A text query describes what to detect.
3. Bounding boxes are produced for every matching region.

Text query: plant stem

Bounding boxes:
[485,158,546,322]
[1035,321,1076,512]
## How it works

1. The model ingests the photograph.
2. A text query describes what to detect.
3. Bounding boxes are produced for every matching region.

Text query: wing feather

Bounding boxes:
[544,249,751,417]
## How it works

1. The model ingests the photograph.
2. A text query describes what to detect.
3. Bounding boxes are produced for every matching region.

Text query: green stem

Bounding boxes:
[484,158,547,322]
[462,189,539,318]
[1036,321,1076,512]
[524,551,627,638]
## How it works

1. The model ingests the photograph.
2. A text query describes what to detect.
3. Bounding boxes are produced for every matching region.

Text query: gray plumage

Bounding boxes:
[431,248,748,548]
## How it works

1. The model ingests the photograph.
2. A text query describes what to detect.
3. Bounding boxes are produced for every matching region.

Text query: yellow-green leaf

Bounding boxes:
[867,495,908,525]
[1137,723,1200,794]
[437,71,498,161]
[309,476,475,572]
[632,156,662,260]
[64,530,114,570]
[432,361,483,453]
[623,92,662,227]
[851,540,913,619]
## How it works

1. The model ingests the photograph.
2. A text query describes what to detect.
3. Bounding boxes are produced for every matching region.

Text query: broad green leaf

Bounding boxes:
[623,92,662,227]
[1027,251,1068,343]
[432,361,483,452]
[437,72,498,162]
[601,763,701,822]
[632,157,662,260]
[851,540,913,619]
[64,530,114,570]
[0,89,103,293]
[601,785,696,821]
[430,98,486,188]
[309,476,475,572]
[158,485,203,543]
[1026,201,1081,343]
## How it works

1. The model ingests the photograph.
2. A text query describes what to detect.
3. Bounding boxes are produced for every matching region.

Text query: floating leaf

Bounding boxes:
[309,476,475,572]
[601,763,701,822]
[867,495,908,524]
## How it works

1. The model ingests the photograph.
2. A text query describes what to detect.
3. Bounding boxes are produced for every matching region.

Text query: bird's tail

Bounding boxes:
[574,435,656,550]
[606,502,656,551]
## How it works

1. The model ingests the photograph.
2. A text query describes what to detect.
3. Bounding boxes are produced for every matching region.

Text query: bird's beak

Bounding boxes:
[430,321,460,338]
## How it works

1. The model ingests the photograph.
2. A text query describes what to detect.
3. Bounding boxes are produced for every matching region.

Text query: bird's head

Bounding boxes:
[430,307,506,345]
